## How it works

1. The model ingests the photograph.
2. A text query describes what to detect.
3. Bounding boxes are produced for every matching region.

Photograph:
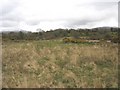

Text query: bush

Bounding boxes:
[63,37,87,43]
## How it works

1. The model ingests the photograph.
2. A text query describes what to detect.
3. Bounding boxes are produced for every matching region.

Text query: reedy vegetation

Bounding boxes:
[2,40,118,88]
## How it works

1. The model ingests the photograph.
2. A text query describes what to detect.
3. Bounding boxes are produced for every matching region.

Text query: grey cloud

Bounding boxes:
[119,2,120,27]
[0,0,118,31]
[64,15,108,28]
[0,0,23,28]
[0,12,24,28]
[26,20,40,26]
[65,2,117,28]
[0,0,19,15]
[0,20,18,27]
[64,19,94,28]
[92,2,117,10]
[0,12,23,22]
[67,20,92,26]
[65,14,117,28]
[76,2,117,12]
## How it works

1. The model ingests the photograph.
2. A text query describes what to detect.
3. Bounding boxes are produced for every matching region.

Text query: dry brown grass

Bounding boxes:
[2,40,118,88]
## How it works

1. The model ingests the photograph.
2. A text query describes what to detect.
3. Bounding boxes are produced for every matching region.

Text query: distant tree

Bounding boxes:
[18,31,24,40]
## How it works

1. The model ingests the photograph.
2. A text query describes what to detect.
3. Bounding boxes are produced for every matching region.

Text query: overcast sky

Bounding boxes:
[0,0,119,32]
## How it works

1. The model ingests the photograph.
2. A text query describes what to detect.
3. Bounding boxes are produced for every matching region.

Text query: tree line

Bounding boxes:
[2,27,119,43]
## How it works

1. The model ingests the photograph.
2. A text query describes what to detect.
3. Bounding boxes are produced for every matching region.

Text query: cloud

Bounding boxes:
[0,0,24,31]
[118,1,120,27]
[0,11,24,22]
[26,20,40,26]
[92,2,117,10]
[0,20,18,27]
[0,0,19,15]
[62,2,118,28]
[0,0,118,31]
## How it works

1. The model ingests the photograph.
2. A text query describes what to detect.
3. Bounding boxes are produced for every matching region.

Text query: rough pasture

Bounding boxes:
[2,40,118,88]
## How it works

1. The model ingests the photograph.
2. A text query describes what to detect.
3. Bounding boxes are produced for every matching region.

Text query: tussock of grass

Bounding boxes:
[2,40,118,88]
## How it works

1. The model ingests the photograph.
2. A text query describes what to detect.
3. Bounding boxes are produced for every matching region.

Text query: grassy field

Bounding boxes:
[2,40,118,88]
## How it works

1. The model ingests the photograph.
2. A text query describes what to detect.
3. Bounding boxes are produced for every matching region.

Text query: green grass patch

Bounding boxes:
[38,56,49,65]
